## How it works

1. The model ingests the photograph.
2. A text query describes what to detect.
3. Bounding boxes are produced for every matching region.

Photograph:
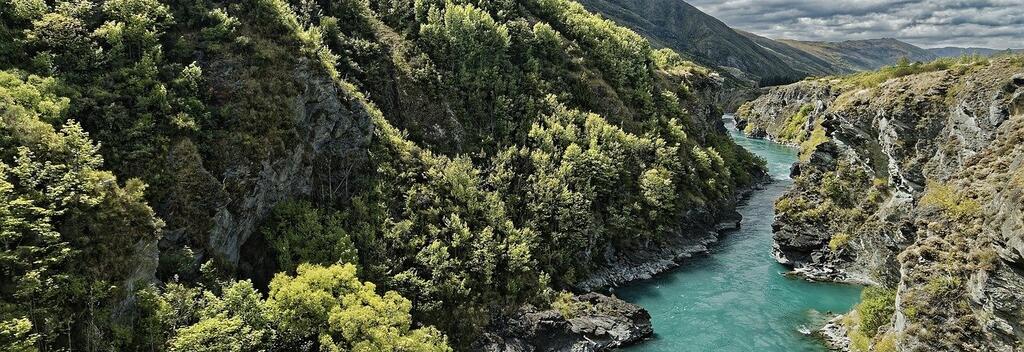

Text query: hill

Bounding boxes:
[928,46,1024,58]
[776,38,937,71]
[576,0,806,86]
[0,0,766,350]
[580,0,958,93]
[736,30,848,76]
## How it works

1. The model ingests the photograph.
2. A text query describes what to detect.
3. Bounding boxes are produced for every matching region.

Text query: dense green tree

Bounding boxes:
[419,2,519,149]
[0,70,162,350]
[343,119,542,344]
[259,200,359,272]
[161,264,451,351]
[0,317,37,352]
[268,264,450,351]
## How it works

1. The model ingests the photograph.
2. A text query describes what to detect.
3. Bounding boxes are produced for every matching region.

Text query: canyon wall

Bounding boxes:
[738,57,1024,351]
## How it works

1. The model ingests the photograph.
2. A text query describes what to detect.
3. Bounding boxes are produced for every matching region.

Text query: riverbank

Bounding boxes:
[617,116,863,351]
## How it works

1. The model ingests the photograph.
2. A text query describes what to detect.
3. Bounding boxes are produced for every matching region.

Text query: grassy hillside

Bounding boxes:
[928,46,1023,58]
[737,30,848,76]
[777,38,937,71]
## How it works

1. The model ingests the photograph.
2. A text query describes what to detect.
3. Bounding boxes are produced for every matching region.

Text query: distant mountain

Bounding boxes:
[736,30,851,76]
[580,0,960,89]
[775,38,938,72]
[576,0,806,86]
[928,47,1024,58]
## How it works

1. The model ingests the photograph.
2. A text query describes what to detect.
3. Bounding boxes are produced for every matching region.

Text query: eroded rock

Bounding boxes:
[478,293,652,352]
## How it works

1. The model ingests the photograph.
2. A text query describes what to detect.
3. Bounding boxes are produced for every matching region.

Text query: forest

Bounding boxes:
[0,0,765,350]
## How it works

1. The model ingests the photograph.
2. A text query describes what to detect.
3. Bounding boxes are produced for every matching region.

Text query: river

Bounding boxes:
[619,115,862,351]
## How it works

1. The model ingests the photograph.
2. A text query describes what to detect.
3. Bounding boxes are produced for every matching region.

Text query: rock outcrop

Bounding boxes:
[205,62,374,266]
[735,80,839,143]
[158,59,374,272]
[478,293,653,351]
[739,57,1024,350]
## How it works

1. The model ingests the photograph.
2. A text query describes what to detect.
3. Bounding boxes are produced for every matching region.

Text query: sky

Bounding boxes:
[687,0,1024,49]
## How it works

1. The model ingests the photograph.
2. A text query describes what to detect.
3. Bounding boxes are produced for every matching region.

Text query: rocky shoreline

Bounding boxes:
[477,173,772,351]
[573,223,728,291]
[817,315,853,351]
[737,58,1024,350]
[478,293,654,352]
[576,177,768,291]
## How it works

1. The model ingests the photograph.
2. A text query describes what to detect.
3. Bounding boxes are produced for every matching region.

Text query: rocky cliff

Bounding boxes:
[737,57,1024,351]
[478,293,653,351]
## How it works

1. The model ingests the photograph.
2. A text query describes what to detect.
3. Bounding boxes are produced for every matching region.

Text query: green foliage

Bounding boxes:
[779,103,812,143]
[874,332,897,352]
[420,3,516,146]
[0,318,38,352]
[551,291,580,318]
[531,0,654,116]
[651,48,710,76]
[169,315,266,352]
[260,200,359,272]
[0,70,162,350]
[549,291,596,320]
[159,264,451,351]
[919,182,981,219]
[829,232,851,251]
[843,287,898,352]
[798,120,827,162]
[267,264,450,351]
[855,286,896,338]
[839,55,990,88]
[1,0,767,348]
[345,115,542,344]
[923,276,961,296]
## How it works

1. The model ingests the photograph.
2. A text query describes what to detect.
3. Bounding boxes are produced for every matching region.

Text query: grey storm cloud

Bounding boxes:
[686,0,1024,48]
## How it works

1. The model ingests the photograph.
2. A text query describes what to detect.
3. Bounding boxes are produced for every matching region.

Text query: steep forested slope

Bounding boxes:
[737,57,1024,351]
[0,0,765,350]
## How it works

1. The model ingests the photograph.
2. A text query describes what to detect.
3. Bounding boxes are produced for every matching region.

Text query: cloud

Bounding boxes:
[687,0,1024,48]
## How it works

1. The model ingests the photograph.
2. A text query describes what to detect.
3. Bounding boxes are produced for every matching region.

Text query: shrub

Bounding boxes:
[829,232,852,251]
[259,200,359,272]
[856,287,896,337]
[779,104,813,142]
[551,291,582,318]
[798,121,827,162]
[919,182,980,219]
[841,56,989,88]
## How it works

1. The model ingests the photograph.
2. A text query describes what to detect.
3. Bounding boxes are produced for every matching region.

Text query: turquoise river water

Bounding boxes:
[619,115,863,351]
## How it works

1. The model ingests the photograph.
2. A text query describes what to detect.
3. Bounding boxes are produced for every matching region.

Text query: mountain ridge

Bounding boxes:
[580,0,1015,96]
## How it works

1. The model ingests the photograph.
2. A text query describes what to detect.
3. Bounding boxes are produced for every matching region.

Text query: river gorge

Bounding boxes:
[620,115,863,351]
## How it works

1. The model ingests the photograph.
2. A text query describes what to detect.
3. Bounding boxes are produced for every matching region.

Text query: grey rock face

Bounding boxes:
[818,315,852,351]
[479,293,652,352]
[741,57,1024,350]
[735,79,839,145]
[167,60,374,268]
